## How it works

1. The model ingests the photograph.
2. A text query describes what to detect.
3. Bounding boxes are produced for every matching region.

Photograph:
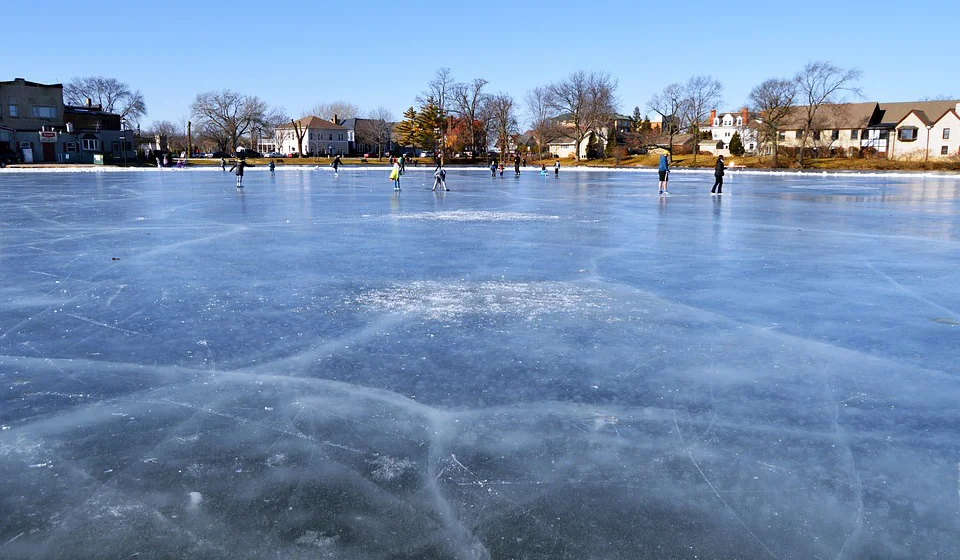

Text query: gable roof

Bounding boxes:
[277,116,345,130]
[876,100,959,127]
[780,102,879,130]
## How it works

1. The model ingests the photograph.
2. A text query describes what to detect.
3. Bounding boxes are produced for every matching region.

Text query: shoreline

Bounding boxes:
[3,164,960,178]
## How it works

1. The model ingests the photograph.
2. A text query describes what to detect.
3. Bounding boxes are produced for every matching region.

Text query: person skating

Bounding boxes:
[332,154,341,175]
[268,160,276,176]
[390,160,402,191]
[658,153,671,195]
[514,154,521,176]
[540,164,547,176]
[432,163,448,191]
[554,161,560,177]
[398,154,406,175]
[490,160,497,178]
[228,159,252,188]
[220,157,226,171]
[711,155,725,195]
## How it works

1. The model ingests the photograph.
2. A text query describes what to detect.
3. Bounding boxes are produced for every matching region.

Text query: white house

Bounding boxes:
[889,105,960,160]
[700,108,758,156]
[275,116,348,156]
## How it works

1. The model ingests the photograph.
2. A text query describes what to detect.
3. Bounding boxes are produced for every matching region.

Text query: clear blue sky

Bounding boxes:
[2,0,955,128]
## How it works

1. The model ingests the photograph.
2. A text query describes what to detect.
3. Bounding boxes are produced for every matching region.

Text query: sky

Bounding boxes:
[2,0,956,128]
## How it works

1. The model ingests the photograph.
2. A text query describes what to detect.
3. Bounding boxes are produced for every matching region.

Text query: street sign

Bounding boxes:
[39,131,57,143]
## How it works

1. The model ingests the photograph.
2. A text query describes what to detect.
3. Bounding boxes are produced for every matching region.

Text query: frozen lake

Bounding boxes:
[1,166,958,559]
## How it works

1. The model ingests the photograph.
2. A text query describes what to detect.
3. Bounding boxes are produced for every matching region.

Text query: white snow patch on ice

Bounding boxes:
[357,280,609,321]
[393,210,559,222]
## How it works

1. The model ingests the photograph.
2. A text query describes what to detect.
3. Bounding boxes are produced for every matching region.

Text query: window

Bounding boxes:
[851,129,859,140]
[82,138,100,151]
[897,127,918,142]
[778,132,785,141]
[112,142,121,153]
[8,104,18,117]
[713,117,719,126]
[338,133,343,141]
[328,134,333,141]
[31,106,57,119]
[942,146,949,155]
[813,130,821,141]
[736,117,743,126]
[831,130,839,140]
[64,142,77,153]
[796,131,804,139]
[943,128,951,140]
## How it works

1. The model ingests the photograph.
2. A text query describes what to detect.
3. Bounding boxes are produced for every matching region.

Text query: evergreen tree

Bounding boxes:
[729,131,745,156]
[415,102,443,151]
[604,129,618,158]
[631,106,643,132]
[395,107,419,151]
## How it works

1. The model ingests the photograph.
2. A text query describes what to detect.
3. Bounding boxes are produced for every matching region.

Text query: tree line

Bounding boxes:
[66,59,867,165]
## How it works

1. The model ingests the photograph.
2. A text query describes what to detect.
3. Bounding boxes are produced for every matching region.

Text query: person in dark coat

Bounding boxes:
[228,159,252,188]
[332,154,341,175]
[711,155,725,194]
[514,154,521,176]
[490,160,497,178]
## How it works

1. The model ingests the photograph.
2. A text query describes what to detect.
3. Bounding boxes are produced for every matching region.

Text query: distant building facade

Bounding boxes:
[0,77,135,164]
[276,116,348,156]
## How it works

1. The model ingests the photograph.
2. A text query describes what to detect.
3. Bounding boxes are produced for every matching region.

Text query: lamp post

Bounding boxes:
[925,124,933,163]
[120,120,128,167]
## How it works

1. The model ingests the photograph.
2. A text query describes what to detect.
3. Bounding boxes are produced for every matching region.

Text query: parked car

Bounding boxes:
[266,152,284,158]
[237,150,262,158]
[419,151,434,158]
[0,150,19,166]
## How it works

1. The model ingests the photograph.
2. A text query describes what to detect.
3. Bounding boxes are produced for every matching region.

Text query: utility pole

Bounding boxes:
[187,121,192,159]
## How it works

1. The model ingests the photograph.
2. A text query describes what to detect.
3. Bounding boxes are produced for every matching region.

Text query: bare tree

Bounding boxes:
[190,90,271,155]
[418,68,456,153]
[647,83,687,155]
[451,78,488,155]
[356,107,395,160]
[64,76,147,124]
[547,71,618,161]
[749,78,796,166]
[682,75,723,163]
[793,61,862,166]
[487,92,519,161]
[306,101,360,123]
[525,86,558,161]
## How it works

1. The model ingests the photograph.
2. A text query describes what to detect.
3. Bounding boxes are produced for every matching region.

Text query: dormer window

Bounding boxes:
[736,117,743,126]
[713,117,719,126]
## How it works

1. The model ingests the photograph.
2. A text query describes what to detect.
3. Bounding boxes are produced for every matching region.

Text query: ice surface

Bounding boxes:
[1,166,959,559]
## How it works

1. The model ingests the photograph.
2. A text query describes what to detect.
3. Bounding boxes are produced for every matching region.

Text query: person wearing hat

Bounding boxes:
[711,155,725,195]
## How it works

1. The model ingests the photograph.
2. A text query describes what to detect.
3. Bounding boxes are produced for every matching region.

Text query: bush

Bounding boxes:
[729,132,745,156]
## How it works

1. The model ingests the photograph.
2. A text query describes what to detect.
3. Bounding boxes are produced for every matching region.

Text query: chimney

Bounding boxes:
[333,114,338,125]
[710,109,717,122]
[741,107,749,124]
[85,98,92,108]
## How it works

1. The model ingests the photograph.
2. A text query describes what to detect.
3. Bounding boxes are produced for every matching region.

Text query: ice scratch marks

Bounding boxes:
[63,313,139,336]
[822,375,863,560]
[0,532,24,549]
[672,405,781,560]
[105,284,126,307]
[864,260,959,320]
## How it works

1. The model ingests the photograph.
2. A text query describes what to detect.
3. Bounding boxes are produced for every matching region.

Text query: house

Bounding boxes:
[0,78,135,164]
[547,133,578,158]
[275,116,348,156]
[888,104,960,160]
[700,108,759,156]
[340,117,395,157]
[771,100,960,159]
